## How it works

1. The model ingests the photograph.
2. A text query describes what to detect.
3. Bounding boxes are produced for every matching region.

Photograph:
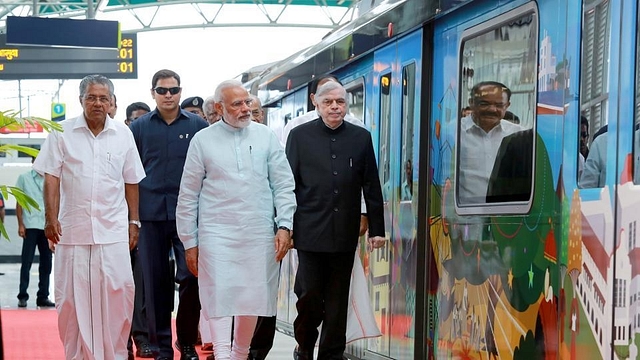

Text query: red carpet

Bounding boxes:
[1,309,209,359]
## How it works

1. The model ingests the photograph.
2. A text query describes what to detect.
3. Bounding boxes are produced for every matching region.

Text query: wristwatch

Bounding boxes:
[129,220,142,228]
[278,226,290,234]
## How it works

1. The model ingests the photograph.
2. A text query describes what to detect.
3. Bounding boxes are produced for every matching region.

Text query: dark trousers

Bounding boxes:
[293,250,354,360]
[17,229,52,302]
[138,221,201,358]
[128,248,149,349]
[249,315,277,360]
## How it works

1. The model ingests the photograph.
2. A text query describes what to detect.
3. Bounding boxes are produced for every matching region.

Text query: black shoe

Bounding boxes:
[180,345,198,360]
[18,299,27,308]
[293,346,312,360]
[36,299,55,307]
[136,343,154,358]
[176,341,198,360]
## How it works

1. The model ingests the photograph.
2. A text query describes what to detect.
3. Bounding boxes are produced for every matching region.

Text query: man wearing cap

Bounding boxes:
[181,96,206,120]
[130,69,208,360]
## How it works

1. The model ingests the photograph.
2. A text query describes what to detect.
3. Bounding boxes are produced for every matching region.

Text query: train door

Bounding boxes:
[367,29,422,360]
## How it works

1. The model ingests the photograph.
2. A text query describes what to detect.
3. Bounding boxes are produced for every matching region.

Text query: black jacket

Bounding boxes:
[286,119,385,252]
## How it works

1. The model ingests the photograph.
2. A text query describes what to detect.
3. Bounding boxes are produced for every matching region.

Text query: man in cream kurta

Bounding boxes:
[177,80,296,360]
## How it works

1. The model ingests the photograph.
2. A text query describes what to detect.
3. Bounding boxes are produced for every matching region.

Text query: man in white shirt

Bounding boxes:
[34,74,146,360]
[177,80,296,360]
[458,81,522,204]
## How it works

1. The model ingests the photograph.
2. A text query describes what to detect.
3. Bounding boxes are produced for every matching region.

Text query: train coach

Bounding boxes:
[244,0,640,358]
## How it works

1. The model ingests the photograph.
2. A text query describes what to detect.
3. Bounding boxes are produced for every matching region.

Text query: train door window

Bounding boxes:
[344,79,365,123]
[633,4,640,184]
[400,64,416,202]
[579,0,611,188]
[379,73,392,202]
[456,3,538,214]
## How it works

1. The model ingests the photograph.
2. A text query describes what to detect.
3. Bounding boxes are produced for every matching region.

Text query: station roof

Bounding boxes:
[0,0,358,33]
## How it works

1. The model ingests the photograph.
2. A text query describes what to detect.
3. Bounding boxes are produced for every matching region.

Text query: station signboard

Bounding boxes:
[0,33,138,80]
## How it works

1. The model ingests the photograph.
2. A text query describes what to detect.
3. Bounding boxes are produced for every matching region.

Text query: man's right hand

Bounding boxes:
[185,247,199,277]
[18,224,26,239]
[44,218,62,244]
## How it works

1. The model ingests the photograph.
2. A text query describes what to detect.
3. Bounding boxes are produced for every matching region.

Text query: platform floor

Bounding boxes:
[0,258,298,359]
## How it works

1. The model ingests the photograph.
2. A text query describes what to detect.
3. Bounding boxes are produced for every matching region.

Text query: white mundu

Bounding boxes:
[34,114,146,360]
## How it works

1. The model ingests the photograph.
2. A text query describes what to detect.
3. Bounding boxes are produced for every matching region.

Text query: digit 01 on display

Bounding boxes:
[0,33,137,80]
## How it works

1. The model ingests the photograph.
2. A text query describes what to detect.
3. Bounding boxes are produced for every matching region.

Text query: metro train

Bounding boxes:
[243,0,640,358]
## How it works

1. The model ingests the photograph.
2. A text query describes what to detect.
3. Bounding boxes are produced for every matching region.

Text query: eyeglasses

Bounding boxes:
[84,95,111,104]
[153,87,181,95]
[581,131,589,138]
[228,99,253,109]
[321,98,346,106]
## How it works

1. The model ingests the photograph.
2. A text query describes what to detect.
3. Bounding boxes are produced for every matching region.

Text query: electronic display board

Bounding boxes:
[0,33,137,80]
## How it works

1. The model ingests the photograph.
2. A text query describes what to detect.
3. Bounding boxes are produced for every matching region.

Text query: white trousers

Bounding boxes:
[210,316,258,360]
[200,311,212,343]
[55,243,134,360]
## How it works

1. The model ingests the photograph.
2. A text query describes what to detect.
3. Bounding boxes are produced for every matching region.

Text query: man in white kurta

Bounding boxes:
[458,81,522,204]
[177,80,296,360]
[34,75,146,360]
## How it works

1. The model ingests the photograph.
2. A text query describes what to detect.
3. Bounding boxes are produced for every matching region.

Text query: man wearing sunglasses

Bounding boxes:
[129,69,209,360]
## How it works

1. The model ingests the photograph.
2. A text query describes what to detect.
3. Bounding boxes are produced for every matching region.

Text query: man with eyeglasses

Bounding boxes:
[33,74,146,360]
[125,102,151,126]
[286,81,386,360]
[176,80,296,360]
[129,69,208,360]
[249,95,264,124]
[458,80,522,204]
[203,96,221,125]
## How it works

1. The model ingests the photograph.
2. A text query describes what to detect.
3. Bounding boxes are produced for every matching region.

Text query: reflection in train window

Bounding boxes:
[344,79,365,123]
[400,64,416,201]
[379,73,392,202]
[456,8,537,211]
[633,4,640,184]
[579,0,611,188]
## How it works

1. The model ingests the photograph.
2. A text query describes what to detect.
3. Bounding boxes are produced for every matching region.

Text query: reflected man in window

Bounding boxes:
[401,159,413,201]
[458,81,522,204]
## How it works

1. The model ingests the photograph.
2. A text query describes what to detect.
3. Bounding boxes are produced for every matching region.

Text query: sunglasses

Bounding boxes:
[153,86,181,95]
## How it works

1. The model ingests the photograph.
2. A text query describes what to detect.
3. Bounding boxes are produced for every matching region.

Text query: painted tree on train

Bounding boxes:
[442,133,561,357]
[0,109,61,240]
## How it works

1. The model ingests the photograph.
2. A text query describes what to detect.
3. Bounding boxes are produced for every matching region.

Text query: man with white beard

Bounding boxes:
[177,80,296,360]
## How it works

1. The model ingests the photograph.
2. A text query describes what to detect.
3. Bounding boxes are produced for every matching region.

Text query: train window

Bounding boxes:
[456,4,538,213]
[380,73,392,202]
[344,79,365,123]
[400,64,416,201]
[579,0,611,188]
[284,113,292,126]
[633,4,640,184]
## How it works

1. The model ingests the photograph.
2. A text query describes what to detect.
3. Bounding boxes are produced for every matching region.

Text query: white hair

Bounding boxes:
[315,81,347,103]
[203,96,216,110]
[214,80,244,102]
